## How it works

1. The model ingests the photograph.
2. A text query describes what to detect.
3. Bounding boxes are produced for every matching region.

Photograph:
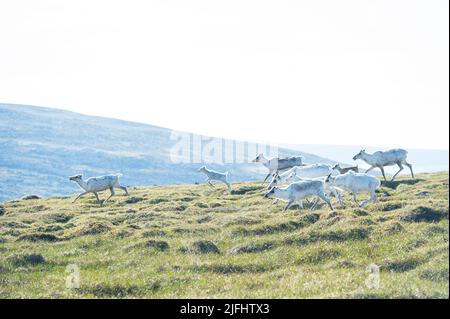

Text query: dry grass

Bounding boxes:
[0,172,448,298]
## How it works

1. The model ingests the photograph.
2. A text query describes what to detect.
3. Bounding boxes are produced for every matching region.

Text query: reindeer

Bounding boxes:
[69,174,129,206]
[198,166,232,193]
[264,179,333,211]
[252,153,303,182]
[332,163,359,174]
[326,171,380,207]
[352,149,414,181]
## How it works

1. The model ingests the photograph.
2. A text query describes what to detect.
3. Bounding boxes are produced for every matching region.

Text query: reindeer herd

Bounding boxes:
[258,148,413,210]
[69,148,414,211]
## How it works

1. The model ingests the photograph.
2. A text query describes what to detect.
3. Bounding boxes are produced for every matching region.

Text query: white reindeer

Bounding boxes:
[352,149,414,181]
[282,171,344,208]
[252,153,303,182]
[198,166,232,193]
[267,163,333,189]
[264,180,333,211]
[325,171,380,207]
[69,174,129,206]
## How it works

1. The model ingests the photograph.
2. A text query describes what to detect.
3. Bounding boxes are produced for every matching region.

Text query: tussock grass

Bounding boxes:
[420,268,449,282]
[17,233,60,242]
[181,240,220,254]
[78,283,142,298]
[298,247,342,264]
[231,185,262,195]
[380,256,426,272]
[125,197,144,204]
[65,220,112,237]
[6,253,46,266]
[230,242,274,254]
[191,263,274,274]
[0,172,448,298]
[399,206,448,223]
[146,240,170,251]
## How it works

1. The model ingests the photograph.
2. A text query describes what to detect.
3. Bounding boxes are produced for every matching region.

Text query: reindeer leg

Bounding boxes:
[226,182,232,193]
[310,198,319,210]
[365,166,376,174]
[352,193,359,206]
[361,188,376,207]
[117,185,129,196]
[318,193,333,210]
[222,181,232,193]
[379,166,387,181]
[284,199,294,211]
[370,188,378,203]
[73,192,88,203]
[102,187,115,206]
[391,163,403,181]
[333,188,344,206]
[405,161,414,179]
[263,172,273,183]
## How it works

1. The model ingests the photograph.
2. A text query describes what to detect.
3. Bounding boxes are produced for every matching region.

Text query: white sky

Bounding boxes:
[0,0,448,149]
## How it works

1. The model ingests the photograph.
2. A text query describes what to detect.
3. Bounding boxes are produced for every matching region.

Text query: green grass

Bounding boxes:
[0,172,448,298]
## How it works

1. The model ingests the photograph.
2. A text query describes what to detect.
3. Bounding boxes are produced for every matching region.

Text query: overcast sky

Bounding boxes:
[0,0,448,149]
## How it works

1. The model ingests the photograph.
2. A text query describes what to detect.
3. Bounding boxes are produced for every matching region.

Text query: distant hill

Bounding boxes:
[0,104,334,201]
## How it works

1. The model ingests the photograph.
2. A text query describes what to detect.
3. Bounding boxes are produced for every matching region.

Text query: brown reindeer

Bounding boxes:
[332,163,359,174]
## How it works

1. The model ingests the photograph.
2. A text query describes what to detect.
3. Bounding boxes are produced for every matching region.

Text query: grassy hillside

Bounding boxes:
[0,103,334,201]
[0,172,448,298]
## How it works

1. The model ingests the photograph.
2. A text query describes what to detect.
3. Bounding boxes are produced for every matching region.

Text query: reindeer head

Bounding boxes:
[325,173,335,184]
[267,172,281,190]
[252,153,264,163]
[352,149,366,161]
[264,187,277,198]
[285,171,298,183]
[198,166,207,172]
[69,174,83,182]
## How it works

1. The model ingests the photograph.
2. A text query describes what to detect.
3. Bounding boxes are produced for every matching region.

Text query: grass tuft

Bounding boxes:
[380,257,425,272]
[79,284,141,298]
[400,206,448,223]
[231,185,262,195]
[6,253,46,266]
[379,202,403,211]
[65,220,112,237]
[230,242,274,254]
[20,195,41,200]
[298,247,342,264]
[146,240,170,251]
[18,232,60,242]
[125,197,144,204]
[420,268,449,282]
[181,240,220,254]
